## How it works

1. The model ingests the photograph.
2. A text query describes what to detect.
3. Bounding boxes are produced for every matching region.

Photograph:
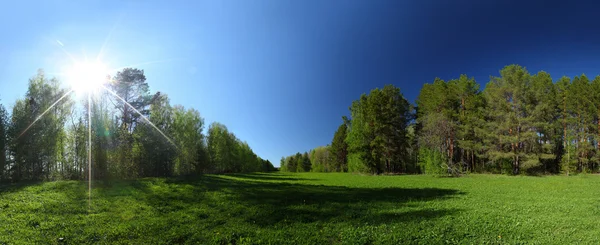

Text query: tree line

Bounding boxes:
[0,68,274,182]
[281,64,600,176]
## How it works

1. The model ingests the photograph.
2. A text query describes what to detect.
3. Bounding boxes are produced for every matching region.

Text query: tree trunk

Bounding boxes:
[514,155,519,175]
[461,147,465,172]
[471,151,475,172]
[461,97,465,117]
[449,137,454,164]
[597,111,600,171]
[563,97,567,162]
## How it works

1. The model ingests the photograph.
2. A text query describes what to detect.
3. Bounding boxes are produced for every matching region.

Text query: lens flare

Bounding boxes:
[66,61,109,93]
[88,94,92,211]
[100,85,177,148]
[17,89,74,139]
[44,27,179,210]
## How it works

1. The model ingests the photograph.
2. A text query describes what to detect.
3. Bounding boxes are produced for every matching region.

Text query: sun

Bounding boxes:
[65,61,110,93]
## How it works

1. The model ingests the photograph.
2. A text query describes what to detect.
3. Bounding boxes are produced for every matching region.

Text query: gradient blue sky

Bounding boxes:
[2,0,600,166]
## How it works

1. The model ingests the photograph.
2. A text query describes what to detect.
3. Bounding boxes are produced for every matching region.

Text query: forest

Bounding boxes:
[281,64,599,176]
[2,63,600,181]
[4,64,600,244]
[0,68,274,182]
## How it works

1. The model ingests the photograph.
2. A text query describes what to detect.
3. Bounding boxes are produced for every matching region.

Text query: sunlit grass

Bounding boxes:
[1,173,600,244]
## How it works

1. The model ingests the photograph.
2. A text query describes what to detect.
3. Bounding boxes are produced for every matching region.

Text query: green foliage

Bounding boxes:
[294,152,305,172]
[0,101,6,181]
[4,173,600,243]
[330,123,348,172]
[171,105,205,175]
[284,64,600,176]
[301,152,311,172]
[8,70,73,181]
[207,122,267,173]
[416,75,485,175]
[134,94,177,177]
[345,85,411,174]
[418,148,446,176]
[560,143,578,175]
[89,96,111,180]
[347,153,369,173]
[1,68,269,182]
[109,68,153,178]
[483,65,548,174]
[309,146,332,172]
[279,157,287,172]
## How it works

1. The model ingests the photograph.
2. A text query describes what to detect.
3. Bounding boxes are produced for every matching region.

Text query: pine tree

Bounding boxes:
[529,71,560,173]
[484,65,539,174]
[330,123,348,172]
[346,85,410,174]
[0,101,7,180]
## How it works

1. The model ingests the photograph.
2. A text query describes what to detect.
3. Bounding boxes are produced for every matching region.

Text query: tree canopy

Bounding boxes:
[0,68,273,182]
[281,65,600,176]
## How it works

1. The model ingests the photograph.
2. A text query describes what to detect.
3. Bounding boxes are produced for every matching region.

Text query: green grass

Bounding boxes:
[1,173,600,244]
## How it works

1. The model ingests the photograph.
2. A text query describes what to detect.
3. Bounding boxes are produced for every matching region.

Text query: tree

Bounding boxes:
[294,152,305,172]
[207,122,264,173]
[452,75,484,172]
[207,122,232,173]
[484,65,539,175]
[2,67,272,182]
[0,100,7,181]
[346,85,411,174]
[172,105,205,175]
[556,76,575,174]
[330,123,348,172]
[529,71,560,173]
[279,157,287,171]
[301,152,311,172]
[591,75,600,171]
[110,68,152,132]
[65,115,86,180]
[567,75,595,172]
[416,78,456,175]
[310,146,332,172]
[90,95,111,180]
[109,68,154,178]
[286,155,297,172]
[8,71,72,180]
[134,93,177,177]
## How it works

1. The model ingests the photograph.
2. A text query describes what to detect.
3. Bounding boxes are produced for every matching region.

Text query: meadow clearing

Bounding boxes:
[1,172,599,244]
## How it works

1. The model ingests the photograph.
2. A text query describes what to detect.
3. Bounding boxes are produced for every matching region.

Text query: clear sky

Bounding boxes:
[2,0,600,166]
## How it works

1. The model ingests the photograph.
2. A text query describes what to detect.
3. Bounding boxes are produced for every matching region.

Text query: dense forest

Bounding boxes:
[0,68,274,182]
[281,64,600,176]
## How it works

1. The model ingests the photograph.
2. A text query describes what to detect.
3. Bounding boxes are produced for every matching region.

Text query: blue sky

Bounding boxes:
[2,0,600,166]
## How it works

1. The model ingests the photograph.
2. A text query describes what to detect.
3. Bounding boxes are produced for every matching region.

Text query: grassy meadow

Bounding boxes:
[1,172,600,244]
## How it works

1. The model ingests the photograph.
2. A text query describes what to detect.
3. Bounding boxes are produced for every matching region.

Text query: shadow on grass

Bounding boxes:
[157,175,465,226]
[0,174,466,244]
[3,174,465,229]
[0,180,43,195]
[225,173,317,182]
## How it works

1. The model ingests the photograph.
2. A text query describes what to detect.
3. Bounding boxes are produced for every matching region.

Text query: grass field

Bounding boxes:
[1,173,600,244]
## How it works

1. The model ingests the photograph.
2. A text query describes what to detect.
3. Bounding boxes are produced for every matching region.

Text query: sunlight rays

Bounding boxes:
[100,85,177,148]
[65,61,110,93]
[107,58,178,74]
[95,21,119,63]
[17,89,74,139]
[27,24,181,211]
[57,40,77,64]
[87,93,92,211]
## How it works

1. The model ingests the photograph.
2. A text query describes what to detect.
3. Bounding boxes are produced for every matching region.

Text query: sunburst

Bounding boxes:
[65,61,110,94]
[18,33,177,211]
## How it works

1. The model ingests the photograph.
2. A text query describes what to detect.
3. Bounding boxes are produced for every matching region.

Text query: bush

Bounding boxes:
[418,148,446,176]
[347,153,370,173]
